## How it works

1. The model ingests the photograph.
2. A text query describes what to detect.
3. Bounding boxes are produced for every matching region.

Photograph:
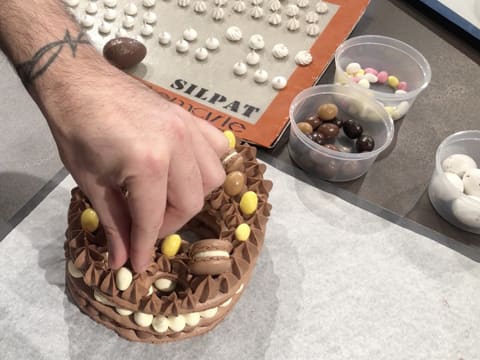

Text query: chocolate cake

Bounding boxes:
[64,138,272,343]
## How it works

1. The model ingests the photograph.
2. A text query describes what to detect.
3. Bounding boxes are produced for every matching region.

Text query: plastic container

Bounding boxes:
[428,130,480,234]
[334,35,431,120]
[288,84,394,182]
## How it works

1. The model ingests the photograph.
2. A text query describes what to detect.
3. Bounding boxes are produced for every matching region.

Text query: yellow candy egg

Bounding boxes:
[239,191,258,215]
[224,130,236,149]
[387,75,399,89]
[384,106,395,116]
[235,223,251,241]
[81,208,99,232]
[355,69,365,76]
[161,234,182,257]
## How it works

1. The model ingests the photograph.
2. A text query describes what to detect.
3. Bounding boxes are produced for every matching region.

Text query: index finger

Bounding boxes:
[125,173,168,273]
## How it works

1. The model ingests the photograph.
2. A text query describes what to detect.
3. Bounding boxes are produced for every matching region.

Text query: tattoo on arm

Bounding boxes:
[16,30,90,85]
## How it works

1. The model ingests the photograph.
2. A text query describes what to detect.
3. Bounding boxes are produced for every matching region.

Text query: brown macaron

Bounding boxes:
[222,151,245,173]
[189,239,233,275]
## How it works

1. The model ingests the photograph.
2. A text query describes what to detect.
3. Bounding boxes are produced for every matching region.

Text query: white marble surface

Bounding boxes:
[1,165,480,359]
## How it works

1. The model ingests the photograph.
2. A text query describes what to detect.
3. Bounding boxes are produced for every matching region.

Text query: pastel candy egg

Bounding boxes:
[154,278,176,292]
[445,172,464,193]
[355,69,365,76]
[235,223,251,241]
[134,312,154,327]
[377,71,388,83]
[81,208,99,232]
[358,78,370,89]
[387,75,399,89]
[452,196,480,229]
[364,67,378,76]
[364,73,378,83]
[224,130,236,149]
[152,315,169,333]
[184,312,201,326]
[161,234,182,257]
[345,62,361,75]
[397,81,408,91]
[224,171,246,196]
[442,154,477,177]
[115,267,133,291]
[240,191,258,215]
[463,168,480,196]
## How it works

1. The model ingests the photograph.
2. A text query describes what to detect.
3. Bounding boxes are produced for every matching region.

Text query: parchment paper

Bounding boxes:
[1,164,480,359]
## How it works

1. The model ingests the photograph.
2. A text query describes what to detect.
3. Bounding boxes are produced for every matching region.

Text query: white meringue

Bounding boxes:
[178,0,191,7]
[272,43,288,59]
[215,0,228,6]
[285,4,299,17]
[212,7,225,20]
[143,0,156,7]
[81,14,95,27]
[205,36,220,50]
[268,13,282,25]
[248,34,265,50]
[233,61,248,76]
[195,47,209,61]
[122,15,135,28]
[305,11,319,23]
[140,23,154,36]
[124,3,138,15]
[268,0,281,11]
[306,23,320,36]
[104,0,117,7]
[143,10,157,23]
[296,0,309,8]
[315,0,328,14]
[232,0,246,12]
[250,6,264,19]
[85,2,98,14]
[115,28,128,37]
[104,8,117,21]
[64,0,79,7]
[98,21,112,34]
[246,51,260,65]
[193,0,207,13]
[286,17,300,31]
[272,76,287,90]
[253,69,268,83]
[158,31,172,45]
[251,0,263,5]
[176,39,189,52]
[294,50,312,66]
[225,26,242,41]
[183,27,198,41]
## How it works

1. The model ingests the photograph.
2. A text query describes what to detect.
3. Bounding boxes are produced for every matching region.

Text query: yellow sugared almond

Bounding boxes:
[235,223,251,241]
[80,208,99,232]
[161,234,182,257]
[223,130,236,149]
[239,191,258,215]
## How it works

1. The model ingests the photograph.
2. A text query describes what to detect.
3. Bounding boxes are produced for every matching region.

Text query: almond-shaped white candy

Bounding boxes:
[184,312,201,326]
[168,315,186,332]
[195,47,209,61]
[452,196,480,228]
[225,26,242,41]
[154,278,176,291]
[193,0,207,13]
[183,27,198,41]
[463,169,480,196]
[122,15,135,28]
[85,2,98,14]
[233,61,247,76]
[295,50,312,66]
[143,0,156,7]
[67,260,83,278]
[272,43,288,59]
[246,51,260,65]
[134,312,154,327]
[116,307,133,316]
[232,0,246,13]
[248,34,264,50]
[212,6,225,20]
[205,36,220,50]
[94,290,115,306]
[81,14,95,28]
[158,31,172,45]
[250,6,264,19]
[254,69,268,83]
[124,2,138,15]
[272,75,287,90]
[442,154,477,177]
[115,267,133,291]
[141,23,154,36]
[104,0,117,8]
[268,13,282,25]
[143,11,157,24]
[176,39,190,52]
[200,307,218,318]
[152,315,169,333]
[445,172,464,193]
[104,8,117,21]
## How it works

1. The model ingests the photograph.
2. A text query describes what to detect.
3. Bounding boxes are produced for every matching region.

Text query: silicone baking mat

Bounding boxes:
[70,0,369,147]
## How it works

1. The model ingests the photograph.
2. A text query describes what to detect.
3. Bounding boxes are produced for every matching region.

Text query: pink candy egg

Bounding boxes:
[364,67,378,76]
[377,71,388,83]
[397,81,408,91]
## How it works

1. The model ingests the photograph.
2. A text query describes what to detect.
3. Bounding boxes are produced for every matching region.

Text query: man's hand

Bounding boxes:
[0,0,229,273]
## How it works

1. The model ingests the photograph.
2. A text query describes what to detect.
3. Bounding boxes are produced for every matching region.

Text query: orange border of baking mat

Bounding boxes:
[140,0,370,148]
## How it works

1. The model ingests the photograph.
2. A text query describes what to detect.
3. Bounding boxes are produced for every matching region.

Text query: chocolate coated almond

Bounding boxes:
[103,37,147,69]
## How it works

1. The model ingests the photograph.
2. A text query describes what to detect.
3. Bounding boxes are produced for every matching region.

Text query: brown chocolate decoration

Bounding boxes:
[64,141,272,343]
[223,171,246,197]
[103,37,147,69]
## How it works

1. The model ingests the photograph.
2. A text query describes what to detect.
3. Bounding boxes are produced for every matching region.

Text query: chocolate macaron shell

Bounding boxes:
[189,257,232,275]
[189,239,233,255]
[189,239,233,275]
[222,151,245,173]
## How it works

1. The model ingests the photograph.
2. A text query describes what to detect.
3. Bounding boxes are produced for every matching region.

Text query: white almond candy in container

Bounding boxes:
[428,130,480,234]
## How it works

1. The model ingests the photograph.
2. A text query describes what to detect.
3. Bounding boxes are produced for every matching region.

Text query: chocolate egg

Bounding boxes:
[222,151,245,173]
[304,115,322,130]
[311,131,326,145]
[317,103,338,121]
[103,37,147,69]
[356,135,375,152]
[317,123,339,139]
[297,121,313,135]
[223,171,245,196]
[343,119,363,139]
